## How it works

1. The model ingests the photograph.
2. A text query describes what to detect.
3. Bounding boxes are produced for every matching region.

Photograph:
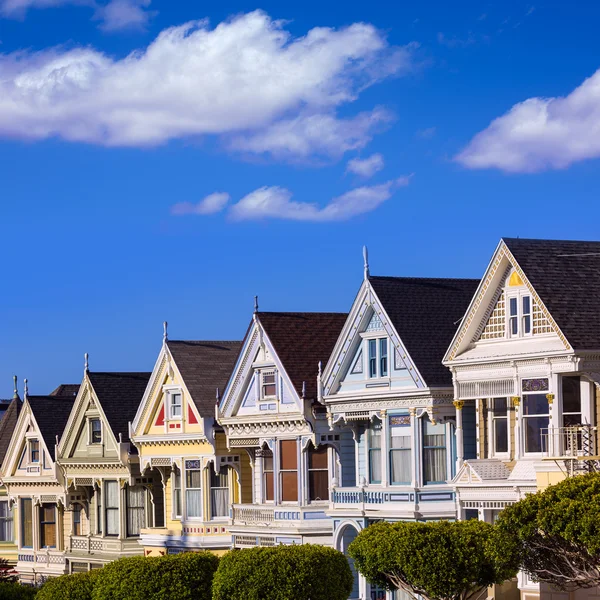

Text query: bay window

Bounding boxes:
[73,504,81,536]
[280,440,298,502]
[308,444,329,502]
[368,422,382,484]
[96,486,102,534]
[263,450,274,501]
[105,480,120,536]
[40,504,56,548]
[210,467,229,518]
[423,417,447,484]
[0,501,12,542]
[389,415,411,485]
[21,498,32,548]
[523,394,549,453]
[491,398,508,455]
[127,486,145,536]
[185,460,202,518]
[173,467,182,518]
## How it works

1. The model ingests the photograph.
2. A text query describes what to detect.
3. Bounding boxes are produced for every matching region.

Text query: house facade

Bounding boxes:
[217,311,347,551]
[130,332,243,556]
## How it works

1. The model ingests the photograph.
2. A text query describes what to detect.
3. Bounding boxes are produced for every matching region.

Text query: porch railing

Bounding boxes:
[230,504,328,527]
[542,425,599,459]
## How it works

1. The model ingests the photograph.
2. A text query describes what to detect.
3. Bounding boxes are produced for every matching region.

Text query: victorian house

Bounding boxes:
[130,330,242,556]
[322,257,479,600]
[445,238,600,600]
[2,384,77,584]
[55,367,151,574]
[217,310,347,550]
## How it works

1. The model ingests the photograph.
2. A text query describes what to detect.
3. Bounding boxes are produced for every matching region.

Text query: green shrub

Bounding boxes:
[92,552,219,600]
[0,582,37,600]
[212,544,353,600]
[36,570,100,600]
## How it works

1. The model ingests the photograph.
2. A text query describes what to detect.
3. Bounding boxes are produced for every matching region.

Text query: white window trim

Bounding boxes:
[88,418,103,445]
[172,464,182,520]
[488,398,511,460]
[359,336,391,381]
[260,369,278,401]
[163,385,184,421]
[520,391,550,457]
[183,459,203,521]
[505,289,533,339]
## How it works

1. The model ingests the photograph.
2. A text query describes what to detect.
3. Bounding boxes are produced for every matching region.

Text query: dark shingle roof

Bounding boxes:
[504,238,600,350]
[87,372,150,444]
[257,312,348,399]
[167,341,242,416]
[28,395,75,457]
[50,384,80,398]
[369,276,480,386]
[0,398,22,467]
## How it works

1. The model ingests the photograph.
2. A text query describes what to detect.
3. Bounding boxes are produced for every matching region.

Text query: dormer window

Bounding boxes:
[368,338,389,378]
[29,440,39,463]
[261,372,276,399]
[508,294,532,337]
[169,392,182,419]
[90,419,102,444]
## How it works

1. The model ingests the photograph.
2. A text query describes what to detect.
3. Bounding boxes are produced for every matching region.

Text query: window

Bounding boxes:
[280,440,298,502]
[210,467,229,518]
[379,339,388,377]
[508,293,532,337]
[423,417,447,484]
[262,449,274,502]
[127,486,145,536]
[523,394,549,453]
[21,499,32,548]
[261,372,276,398]
[40,504,56,548]
[29,440,39,463]
[389,415,411,484]
[522,296,531,334]
[90,419,102,444]
[105,480,120,536]
[368,422,382,484]
[169,393,182,419]
[491,398,509,454]
[368,340,377,378]
[173,467,182,518]
[73,504,81,536]
[185,460,202,518]
[308,444,329,502]
[96,486,102,534]
[562,377,582,427]
[0,502,12,542]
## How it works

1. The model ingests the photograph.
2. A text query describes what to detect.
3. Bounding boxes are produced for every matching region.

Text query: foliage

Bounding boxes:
[0,559,17,584]
[91,552,219,600]
[0,582,37,600]
[212,544,354,600]
[36,569,100,600]
[496,472,600,590]
[348,520,520,600]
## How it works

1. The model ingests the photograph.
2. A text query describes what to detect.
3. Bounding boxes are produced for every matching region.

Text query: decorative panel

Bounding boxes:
[532,299,553,334]
[522,378,549,392]
[366,312,383,332]
[457,379,515,400]
[479,290,506,340]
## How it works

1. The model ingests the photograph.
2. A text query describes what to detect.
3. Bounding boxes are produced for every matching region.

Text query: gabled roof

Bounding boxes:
[369,276,479,386]
[257,312,348,399]
[504,238,600,350]
[87,372,150,444]
[0,398,22,467]
[166,340,242,416]
[50,384,80,398]
[27,395,76,457]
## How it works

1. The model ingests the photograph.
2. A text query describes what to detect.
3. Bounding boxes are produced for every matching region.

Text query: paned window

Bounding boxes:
[491,398,509,454]
[127,486,145,536]
[423,418,447,484]
[0,501,12,542]
[508,293,532,337]
[185,460,202,518]
[262,450,274,501]
[29,440,39,463]
[170,393,182,419]
[173,467,182,518]
[379,339,388,377]
[368,422,382,484]
[210,467,229,518]
[523,394,549,453]
[73,504,81,536]
[522,296,532,334]
[280,440,298,502]
[262,372,276,398]
[368,340,377,378]
[105,480,120,536]
[21,498,33,548]
[308,444,329,502]
[562,377,582,427]
[389,415,411,484]
[90,419,102,444]
[40,504,56,548]
[96,487,102,534]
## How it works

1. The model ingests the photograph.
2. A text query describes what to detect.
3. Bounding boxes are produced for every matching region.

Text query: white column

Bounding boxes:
[273,439,279,506]
[581,378,593,425]
[380,411,388,487]
[454,400,464,469]
[410,408,419,488]
[513,397,522,459]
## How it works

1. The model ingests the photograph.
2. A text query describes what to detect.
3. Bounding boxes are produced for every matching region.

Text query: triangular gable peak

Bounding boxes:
[58,374,123,462]
[323,279,425,397]
[131,343,204,441]
[452,461,483,485]
[219,316,302,420]
[445,240,570,363]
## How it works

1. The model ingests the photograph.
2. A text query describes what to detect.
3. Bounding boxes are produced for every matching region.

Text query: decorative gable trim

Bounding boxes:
[131,350,168,434]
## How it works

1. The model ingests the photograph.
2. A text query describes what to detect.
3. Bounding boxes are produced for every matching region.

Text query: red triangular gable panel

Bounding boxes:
[188,404,198,425]
[155,405,165,427]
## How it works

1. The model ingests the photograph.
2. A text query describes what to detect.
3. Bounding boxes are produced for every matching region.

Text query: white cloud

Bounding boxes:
[346,153,384,177]
[171,192,230,216]
[94,0,154,31]
[0,11,414,159]
[228,176,411,222]
[455,69,600,173]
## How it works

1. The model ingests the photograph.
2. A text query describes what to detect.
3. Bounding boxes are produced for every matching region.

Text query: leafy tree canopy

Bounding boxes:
[348,520,519,600]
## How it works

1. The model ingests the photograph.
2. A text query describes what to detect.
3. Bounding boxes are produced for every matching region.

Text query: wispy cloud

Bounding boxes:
[437,31,476,48]
[227,177,411,222]
[346,153,384,178]
[416,126,436,139]
[0,11,415,161]
[171,192,230,216]
[455,69,600,173]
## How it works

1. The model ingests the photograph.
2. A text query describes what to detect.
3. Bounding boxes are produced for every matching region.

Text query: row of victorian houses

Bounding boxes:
[0,237,599,600]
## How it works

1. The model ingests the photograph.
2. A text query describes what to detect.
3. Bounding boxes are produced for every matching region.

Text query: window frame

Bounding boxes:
[126,485,146,537]
[29,439,40,464]
[279,439,298,503]
[262,449,274,502]
[368,420,382,484]
[39,503,57,549]
[307,444,329,502]
[21,498,33,548]
[184,460,202,520]
[261,370,277,400]
[72,503,82,536]
[210,466,230,519]
[490,397,509,458]
[169,392,183,420]
[0,501,13,543]
[104,480,120,537]
[521,392,550,455]
[506,289,533,339]
[389,414,412,485]
[422,417,448,485]
[89,419,102,445]
[172,466,182,519]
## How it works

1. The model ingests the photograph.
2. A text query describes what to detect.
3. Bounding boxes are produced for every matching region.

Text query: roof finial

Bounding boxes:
[254,295,259,313]
[318,361,322,377]
[302,381,306,399]
[216,387,220,404]
[12,375,18,400]
[84,353,89,372]
[363,245,369,280]
[23,378,28,400]
[163,321,168,343]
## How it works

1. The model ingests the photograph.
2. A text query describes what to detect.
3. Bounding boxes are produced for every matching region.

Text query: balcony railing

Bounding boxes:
[331,488,387,506]
[69,535,141,556]
[542,425,599,459]
[230,504,329,528]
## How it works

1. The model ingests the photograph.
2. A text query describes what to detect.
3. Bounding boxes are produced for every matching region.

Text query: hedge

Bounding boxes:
[91,552,219,600]
[212,545,354,600]
[36,569,100,600]
[0,582,37,600]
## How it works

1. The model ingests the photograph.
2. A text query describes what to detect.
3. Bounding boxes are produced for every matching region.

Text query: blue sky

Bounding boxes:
[1,0,600,395]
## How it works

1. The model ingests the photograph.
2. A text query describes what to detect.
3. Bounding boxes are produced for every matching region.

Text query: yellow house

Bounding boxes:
[130,329,243,556]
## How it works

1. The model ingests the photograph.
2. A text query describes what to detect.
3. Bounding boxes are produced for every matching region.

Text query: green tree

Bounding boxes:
[496,472,600,590]
[348,520,519,600]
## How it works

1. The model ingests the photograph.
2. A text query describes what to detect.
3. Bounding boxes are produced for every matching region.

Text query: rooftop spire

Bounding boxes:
[23,378,28,400]
[12,375,18,400]
[254,295,259,313]
[216,387,221,404]
[363,245,370,280]
[84,353,89,373]
[163,321,168,343]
